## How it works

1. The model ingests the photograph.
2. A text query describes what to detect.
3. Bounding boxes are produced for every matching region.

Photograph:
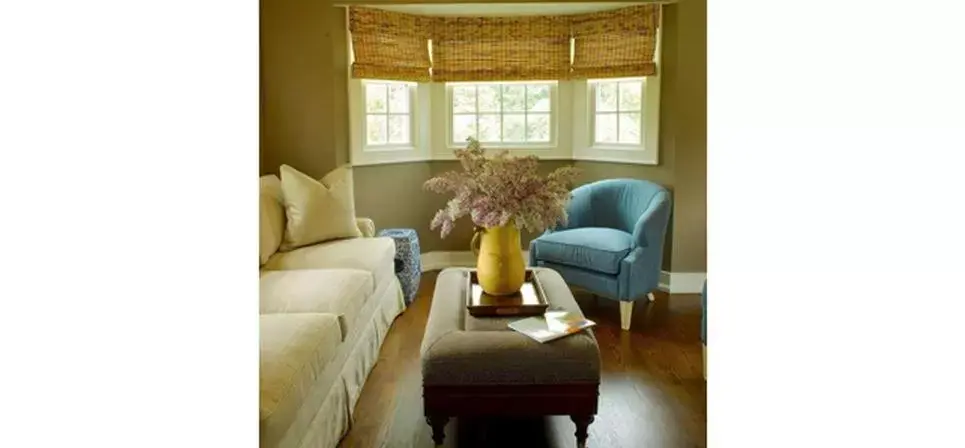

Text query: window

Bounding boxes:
[590,78,644,146]
[363,80,414,148]
[447,82,555,147]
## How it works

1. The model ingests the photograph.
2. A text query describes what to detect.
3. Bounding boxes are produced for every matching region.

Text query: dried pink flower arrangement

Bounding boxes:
[424,137,580,238]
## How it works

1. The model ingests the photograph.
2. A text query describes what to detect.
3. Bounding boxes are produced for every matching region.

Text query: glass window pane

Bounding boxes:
[595,113,617,143]
[387,84,410,113]
[502,85,526,112]
[388,115,410,144]
[477,85,501,112]
[619,81,642,111]
[503,114,526,142]
[618,113,641,144]
[452,86,476,113]
[366,114,387,145]
[526,85,551,112]
[452,114,476,144]
[595,82,617,112]
[478,114,501,142]
[365,83,387,113]
[526,113,550,142]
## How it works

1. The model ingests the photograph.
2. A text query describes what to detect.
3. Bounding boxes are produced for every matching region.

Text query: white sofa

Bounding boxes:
[259,174,406,448]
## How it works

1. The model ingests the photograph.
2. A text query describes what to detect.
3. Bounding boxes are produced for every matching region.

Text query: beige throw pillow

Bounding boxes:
[259,175,286,265]
[278,164,362,251]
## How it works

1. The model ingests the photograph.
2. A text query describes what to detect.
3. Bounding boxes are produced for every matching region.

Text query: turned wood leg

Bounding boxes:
[426,415,449,446]
[619,301,633,330]
[571,414,595,448]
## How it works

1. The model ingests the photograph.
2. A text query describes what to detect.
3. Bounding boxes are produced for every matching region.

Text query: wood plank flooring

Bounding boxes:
[339,271,706,448]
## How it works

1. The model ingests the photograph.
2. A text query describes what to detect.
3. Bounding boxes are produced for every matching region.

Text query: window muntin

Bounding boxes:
[363,80,414,147]
[448,82,555,146]
[591,78,644,146]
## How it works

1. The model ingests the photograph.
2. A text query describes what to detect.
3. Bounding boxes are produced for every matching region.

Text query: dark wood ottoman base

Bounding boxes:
[420,269,602,447]
[424,384,599,447]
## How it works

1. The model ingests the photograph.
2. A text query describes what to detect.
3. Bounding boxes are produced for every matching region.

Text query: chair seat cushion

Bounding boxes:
[531,227,632,275]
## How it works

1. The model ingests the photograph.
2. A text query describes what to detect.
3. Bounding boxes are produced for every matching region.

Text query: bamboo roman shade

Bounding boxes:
[430,16,571,82]
[349,7,432,82]
[347,5,660,82]
[569,5,661,79]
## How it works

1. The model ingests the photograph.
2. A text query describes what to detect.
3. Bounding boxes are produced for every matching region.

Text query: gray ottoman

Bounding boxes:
[420,268,601,447]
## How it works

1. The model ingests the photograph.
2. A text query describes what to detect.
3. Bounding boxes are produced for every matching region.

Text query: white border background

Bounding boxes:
[2,0,965,446]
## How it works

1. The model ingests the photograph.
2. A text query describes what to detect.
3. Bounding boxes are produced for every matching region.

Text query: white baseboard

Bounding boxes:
[419,251,705,294]
[420,251,481,271]
[667,272,707,294]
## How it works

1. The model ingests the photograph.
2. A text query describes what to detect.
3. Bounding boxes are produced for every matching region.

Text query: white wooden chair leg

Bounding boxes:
[647,291,656,302]
[619,301,633,330]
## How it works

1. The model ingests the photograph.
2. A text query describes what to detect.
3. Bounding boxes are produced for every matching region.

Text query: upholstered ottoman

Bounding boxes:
[420,268,601,447]
[377,228,421,305]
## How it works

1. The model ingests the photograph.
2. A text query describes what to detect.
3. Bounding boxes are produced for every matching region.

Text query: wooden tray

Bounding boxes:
[465,269,549,317]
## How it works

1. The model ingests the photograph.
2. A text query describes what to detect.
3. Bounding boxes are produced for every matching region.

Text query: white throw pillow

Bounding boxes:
[278,164,362,251]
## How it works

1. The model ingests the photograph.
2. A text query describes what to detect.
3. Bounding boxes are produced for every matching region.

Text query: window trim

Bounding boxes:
[348,76,658,166]
[443,80,559,150]
[571,74,661,165]
[348,78,431,166]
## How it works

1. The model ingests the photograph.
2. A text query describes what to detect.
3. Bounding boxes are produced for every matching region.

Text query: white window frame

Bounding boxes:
[443,80,559,150]
[588,77,646,148]
[348,79,431,166]
[429,82,572,161]
[360,79,417,151]
[570,75,661,165]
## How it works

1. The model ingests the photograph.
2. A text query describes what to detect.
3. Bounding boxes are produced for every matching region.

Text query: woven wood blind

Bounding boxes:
[430,16,570,82]
[349,7,431,82]
[569,5,661,79]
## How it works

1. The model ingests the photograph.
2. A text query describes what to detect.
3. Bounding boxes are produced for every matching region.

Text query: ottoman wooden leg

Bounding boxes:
[426,414,449,446]
[571,414,595,448]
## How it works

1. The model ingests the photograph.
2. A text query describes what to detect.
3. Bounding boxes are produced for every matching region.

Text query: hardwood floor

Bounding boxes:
[339,271,706,448]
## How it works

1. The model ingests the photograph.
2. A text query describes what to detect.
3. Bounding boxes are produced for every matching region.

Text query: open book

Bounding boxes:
[508,310,596,343]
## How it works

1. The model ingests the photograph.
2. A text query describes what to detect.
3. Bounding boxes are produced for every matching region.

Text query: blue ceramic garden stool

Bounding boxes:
[378,228,422,306]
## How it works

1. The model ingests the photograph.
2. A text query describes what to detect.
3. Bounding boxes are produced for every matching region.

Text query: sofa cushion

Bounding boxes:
[260,175,286,265]
[260,313,342,440]
[532,227,632,275]
[263,236,396,291]
[260,269,374,339]
[278,164,362,251]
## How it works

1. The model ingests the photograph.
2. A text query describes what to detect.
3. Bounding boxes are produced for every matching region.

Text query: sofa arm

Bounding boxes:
[356,217,376,238]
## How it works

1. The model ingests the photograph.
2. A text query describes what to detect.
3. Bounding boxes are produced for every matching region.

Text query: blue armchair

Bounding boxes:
[529,179,672,330]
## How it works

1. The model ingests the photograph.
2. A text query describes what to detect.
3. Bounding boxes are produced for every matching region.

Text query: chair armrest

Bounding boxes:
[356,217,376,238]
[619,247,663,299]
[630,192,671,249]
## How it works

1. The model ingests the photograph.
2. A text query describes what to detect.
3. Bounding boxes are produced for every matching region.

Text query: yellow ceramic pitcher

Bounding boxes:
[470,223,526,296]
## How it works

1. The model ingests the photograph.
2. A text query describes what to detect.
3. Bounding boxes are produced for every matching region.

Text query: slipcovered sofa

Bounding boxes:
[259,174,405,448]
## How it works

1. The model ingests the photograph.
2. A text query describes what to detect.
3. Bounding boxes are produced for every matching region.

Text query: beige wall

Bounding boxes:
[667,0,706,272]
[260,0,706,272]
[260,0,341,178]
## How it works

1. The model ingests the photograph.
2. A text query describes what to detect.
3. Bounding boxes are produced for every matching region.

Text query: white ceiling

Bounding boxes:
[372,3,641,17]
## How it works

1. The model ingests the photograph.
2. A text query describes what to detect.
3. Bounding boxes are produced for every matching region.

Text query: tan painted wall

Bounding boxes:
[260,0,340,178]
[260,0,706,272]
[668,0,705,272]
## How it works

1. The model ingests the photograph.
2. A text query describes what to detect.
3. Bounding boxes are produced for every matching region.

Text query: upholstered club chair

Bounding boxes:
[529,179,672,330]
